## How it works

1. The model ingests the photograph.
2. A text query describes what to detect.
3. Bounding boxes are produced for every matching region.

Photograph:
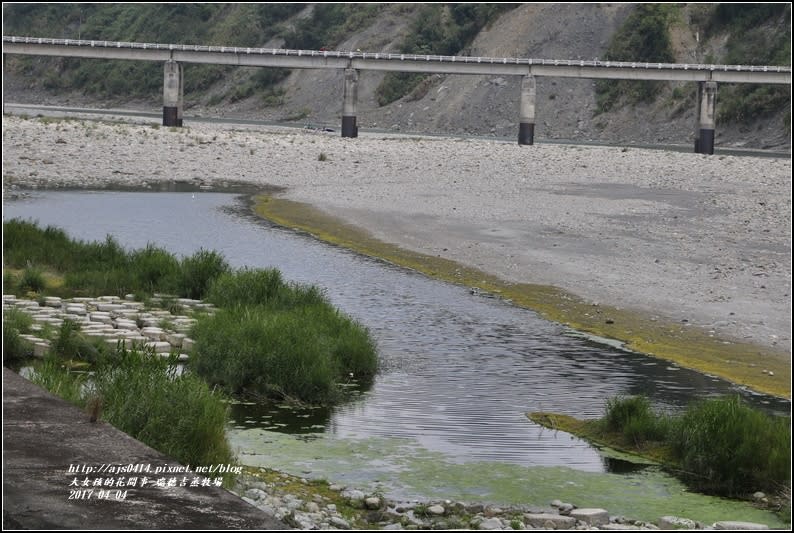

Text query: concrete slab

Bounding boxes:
[2,368,287,529]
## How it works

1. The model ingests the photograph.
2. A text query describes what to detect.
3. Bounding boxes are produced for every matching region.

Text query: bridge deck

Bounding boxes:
[3,36,791,84]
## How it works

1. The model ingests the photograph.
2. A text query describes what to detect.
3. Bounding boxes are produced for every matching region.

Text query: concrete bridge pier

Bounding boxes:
[342,68,358,138]
[518,75,536,145]
[163,60,183,127]
[694,81,717,154]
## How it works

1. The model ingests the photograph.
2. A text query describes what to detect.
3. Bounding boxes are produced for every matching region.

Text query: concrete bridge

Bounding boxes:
[3,36,792,153]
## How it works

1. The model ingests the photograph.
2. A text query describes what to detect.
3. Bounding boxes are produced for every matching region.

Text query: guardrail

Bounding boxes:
[4,35,791,75]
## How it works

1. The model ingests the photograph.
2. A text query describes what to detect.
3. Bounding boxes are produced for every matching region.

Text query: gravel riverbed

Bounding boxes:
[3,114,789,357]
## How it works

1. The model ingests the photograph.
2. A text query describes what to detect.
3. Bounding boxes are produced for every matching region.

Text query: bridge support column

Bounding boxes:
[163,60,183,127]
[342,68,358,138]
[694,81,717,155]
[518,75,536,145]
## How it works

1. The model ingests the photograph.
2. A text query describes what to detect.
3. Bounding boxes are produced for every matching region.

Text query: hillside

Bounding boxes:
[3,3,791,149]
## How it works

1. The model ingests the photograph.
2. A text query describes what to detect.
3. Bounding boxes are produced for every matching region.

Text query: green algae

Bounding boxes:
[229,428,787,527]
[253,194,790,399]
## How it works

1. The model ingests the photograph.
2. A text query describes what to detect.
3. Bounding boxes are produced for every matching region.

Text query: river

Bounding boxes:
[3,188,788,525]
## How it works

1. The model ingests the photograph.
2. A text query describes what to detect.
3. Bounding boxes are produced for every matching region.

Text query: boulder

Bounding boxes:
[569,508,609,526]
[524,513,576,529]
[714,521,768,530]
[658,516,697,529]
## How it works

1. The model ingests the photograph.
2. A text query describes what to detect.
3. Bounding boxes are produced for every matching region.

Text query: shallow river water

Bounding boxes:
[3,189,788,525]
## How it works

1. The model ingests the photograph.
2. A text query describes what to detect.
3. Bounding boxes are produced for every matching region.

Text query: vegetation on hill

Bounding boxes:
[705,3,791,123]
[595,3,791,122]
[594,4,677,113]
[375,3,519,106]
[5,4,301,99]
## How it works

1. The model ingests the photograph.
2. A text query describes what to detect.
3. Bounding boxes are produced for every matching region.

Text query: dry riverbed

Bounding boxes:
[2,113,791,398]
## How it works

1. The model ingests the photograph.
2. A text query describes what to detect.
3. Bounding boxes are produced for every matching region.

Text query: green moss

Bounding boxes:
[231,429,788,527]
[253,195,790,399]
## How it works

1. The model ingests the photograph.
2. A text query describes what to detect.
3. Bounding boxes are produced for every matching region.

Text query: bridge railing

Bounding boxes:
[4,35,791,75]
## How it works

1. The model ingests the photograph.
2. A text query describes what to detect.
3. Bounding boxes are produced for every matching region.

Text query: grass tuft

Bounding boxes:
[669,395,791,496]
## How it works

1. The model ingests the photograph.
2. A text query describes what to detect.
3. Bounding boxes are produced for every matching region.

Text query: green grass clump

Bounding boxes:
[535,394,791,498]
[130,244,181,294]
[3,322,34,364]
[4,221,380,407]
[206,268,326,309]
[3,220,231,300]
[95,348,235,474]
[603,395,671,447]
[178,249,230,300]
[670,396,791,496]
[192,269,378,405]
[3,307,34,334]
[191,304,377,405]
[20,263,47,293]
[29,346,235,479]
[50,319,102,364]
[28,358,88,406]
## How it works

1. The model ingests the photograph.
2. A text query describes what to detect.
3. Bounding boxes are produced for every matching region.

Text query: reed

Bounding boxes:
[191,301,377,405]
[603,395,671,447]
[94,348,235,474]
[178,249,230,300]
[28,358,87,406]
[670,395,791,496]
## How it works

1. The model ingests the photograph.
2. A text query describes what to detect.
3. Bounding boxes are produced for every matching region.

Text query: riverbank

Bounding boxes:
[2,367,286,529]
[3,113,790,397]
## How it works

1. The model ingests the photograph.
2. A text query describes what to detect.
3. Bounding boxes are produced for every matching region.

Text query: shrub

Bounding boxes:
[669,396,791,496]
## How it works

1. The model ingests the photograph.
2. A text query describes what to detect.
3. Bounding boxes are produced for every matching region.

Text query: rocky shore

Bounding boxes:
[230,469,773,530]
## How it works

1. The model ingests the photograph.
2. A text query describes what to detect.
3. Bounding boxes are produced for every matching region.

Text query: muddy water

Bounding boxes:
[4,190,788,524]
